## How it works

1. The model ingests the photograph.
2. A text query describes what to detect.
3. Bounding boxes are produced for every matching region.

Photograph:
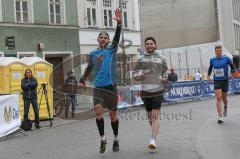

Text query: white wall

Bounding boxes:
[133,0,140,31]
[217,0,235,54]
[79,30,141,46]
[139,0,218,48]
[80,43,140,55]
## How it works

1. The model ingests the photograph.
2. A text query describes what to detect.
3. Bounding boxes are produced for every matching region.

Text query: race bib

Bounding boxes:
[214,68,224,77]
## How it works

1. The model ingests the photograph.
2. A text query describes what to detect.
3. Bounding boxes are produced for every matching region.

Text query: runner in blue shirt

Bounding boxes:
[207,45,235,124]
[79,8,121,154]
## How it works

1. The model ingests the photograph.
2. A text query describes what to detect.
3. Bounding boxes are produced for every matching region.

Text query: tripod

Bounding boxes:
[38,83,53,126]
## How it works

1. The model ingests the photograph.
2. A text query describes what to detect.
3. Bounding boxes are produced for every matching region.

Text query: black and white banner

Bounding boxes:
[0,94,21,138]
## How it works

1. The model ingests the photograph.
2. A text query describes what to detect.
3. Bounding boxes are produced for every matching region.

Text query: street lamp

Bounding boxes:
[178,53,182,80]
[185,48,190,80]
[119,0,127,84]
[169,51,173,69]
[199,47,204,80]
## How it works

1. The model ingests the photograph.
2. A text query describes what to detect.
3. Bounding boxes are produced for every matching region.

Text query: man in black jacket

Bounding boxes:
[64,70,78,118]
[168,68,178,82]
[21,69,40,129]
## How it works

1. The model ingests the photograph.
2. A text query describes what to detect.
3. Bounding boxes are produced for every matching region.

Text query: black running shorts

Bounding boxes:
[214,80,229,92]
[140,91,164,112]
[93,84,118,111]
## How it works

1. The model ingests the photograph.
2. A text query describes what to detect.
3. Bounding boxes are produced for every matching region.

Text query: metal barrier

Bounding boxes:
[117,79,240,108]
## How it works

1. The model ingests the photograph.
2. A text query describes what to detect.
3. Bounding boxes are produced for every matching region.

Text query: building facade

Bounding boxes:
[0,0,142,84]
[139,0,240,67]
[0,0,142,109]
[139,0,218,49]
[0,0,80,89]
[218,0,240,61]
[77,0,141,82]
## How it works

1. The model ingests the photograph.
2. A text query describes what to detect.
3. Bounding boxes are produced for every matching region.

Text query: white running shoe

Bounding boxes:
[218,116,224,124]
[148,138,157,150]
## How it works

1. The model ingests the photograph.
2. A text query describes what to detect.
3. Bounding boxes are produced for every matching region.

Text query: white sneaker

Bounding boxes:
[148,138,157,150]
[218,116,224,124]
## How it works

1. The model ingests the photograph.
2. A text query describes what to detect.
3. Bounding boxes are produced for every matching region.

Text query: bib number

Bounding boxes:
[214,68,224,77]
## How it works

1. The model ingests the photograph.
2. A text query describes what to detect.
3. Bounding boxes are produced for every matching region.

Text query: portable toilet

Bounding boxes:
[190,74,194,81]
[184,74,187,80]
[202,74,205,80]
[20,57,53,120]
[0,57,26,120]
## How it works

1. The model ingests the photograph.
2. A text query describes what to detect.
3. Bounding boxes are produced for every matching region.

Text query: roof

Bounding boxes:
[19,57,51,66]
[0,57,25,66]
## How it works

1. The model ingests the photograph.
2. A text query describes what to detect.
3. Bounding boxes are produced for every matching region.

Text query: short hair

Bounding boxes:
[144,37,157,44]
[98,31,109,38]
[215,45,222,50]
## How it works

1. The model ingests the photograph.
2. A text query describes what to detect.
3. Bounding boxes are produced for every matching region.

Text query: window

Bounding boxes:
[232,0,240,21]
[86,0,96,6]
[122,1,128,28]
[15,0,33,23]
[234,24,240,50]
[86,0,97,27]
[103,0,113,28]
[49,0,65,24]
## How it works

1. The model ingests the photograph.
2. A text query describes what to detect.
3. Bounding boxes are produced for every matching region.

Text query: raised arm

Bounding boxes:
[112,8,122,46]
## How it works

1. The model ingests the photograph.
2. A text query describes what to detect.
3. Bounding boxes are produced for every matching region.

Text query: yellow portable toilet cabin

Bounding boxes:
[20,57,53,120]
[190,74,194,81]
[0,57,26,120]
[184,74,187,80]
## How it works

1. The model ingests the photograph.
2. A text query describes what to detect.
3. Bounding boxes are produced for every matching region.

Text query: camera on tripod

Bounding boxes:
[41,83,47,89]
[38,83,53,126]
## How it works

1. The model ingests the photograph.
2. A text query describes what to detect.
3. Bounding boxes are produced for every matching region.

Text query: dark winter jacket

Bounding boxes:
[168,73,178,82]
[21,77,38,99]
[64,76,78,94]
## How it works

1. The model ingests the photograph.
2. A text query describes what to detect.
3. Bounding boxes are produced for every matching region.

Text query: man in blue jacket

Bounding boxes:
[21,69,40,129]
